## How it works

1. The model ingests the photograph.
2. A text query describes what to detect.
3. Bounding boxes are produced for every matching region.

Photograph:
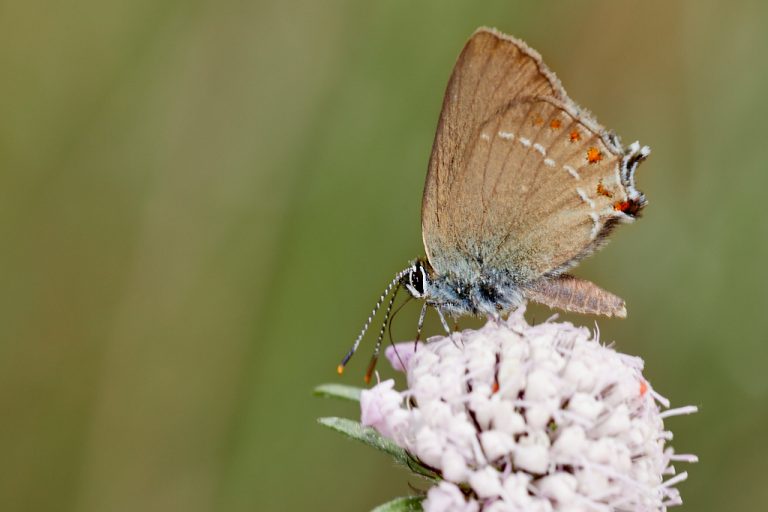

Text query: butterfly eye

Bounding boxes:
[409,266,424,295]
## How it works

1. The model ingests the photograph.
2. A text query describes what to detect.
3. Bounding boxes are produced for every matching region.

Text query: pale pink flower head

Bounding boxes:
[360,379,402,439]
[362,308,697,511]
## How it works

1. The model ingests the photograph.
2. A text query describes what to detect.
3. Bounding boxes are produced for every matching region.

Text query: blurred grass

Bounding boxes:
[0,0,767,511]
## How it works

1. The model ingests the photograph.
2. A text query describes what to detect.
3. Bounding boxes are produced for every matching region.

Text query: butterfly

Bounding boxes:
[339,27,649,380]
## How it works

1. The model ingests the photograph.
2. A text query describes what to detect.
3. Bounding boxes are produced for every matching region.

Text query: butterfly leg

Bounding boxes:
[415,302,428,342]
[436,306,463,348]
[411,302,428,355]
[435,306,452,334]
[486,312,502,325]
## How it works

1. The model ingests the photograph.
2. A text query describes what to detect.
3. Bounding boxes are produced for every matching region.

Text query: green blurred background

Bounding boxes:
[1,0,767,510]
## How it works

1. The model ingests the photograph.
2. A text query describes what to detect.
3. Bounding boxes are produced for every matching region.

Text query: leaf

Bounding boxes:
[318,417,405,462]
[317,417,440,481]
[313,383,363,402]
[370,496,424,512]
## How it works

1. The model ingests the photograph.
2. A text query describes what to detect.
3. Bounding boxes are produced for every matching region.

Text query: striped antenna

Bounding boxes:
[364,282,402,384]
[337,266,412,376]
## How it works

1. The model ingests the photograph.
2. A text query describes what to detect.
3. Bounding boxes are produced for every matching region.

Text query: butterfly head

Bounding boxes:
[404,258,434,299]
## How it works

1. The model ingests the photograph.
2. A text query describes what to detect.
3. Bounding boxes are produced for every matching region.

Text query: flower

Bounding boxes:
[360,308,697,511]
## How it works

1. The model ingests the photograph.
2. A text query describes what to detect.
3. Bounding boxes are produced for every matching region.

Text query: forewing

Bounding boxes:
[422,27,566,273]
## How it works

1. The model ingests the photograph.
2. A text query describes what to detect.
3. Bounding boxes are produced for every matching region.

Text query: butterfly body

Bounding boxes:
[407,258,523,318]
[339,27,648,376]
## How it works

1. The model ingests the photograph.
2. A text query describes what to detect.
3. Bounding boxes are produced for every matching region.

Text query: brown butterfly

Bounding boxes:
[340,27,649,379]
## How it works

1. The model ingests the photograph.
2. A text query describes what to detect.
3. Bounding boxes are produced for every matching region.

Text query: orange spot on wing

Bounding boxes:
[550,119,562,130]
[639,380,648,396]
[596,181,613,198]
[569,129,581,142]
[586,147,603,163]
[492,381,499,394]
[533,115,544,126]
[613,200,641,216]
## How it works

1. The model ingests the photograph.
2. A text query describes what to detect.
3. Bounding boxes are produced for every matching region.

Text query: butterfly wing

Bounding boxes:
[525,274,627,318]
[422,28,565,273]
[453,96,647,282]
[421,29,648,285]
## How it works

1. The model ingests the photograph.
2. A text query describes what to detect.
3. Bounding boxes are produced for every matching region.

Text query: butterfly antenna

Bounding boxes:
[384,294,413,376]
[364,282,402,384]
[337,266,411,376]
[388,294,412,346]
